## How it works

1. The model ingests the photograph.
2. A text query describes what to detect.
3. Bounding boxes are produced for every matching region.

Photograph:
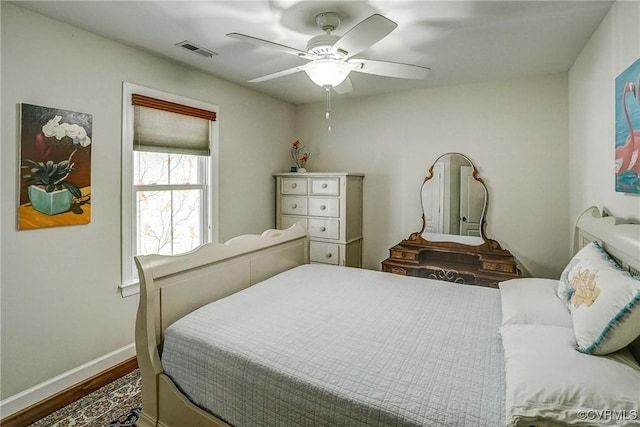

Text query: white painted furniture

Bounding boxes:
[274,172,364,268]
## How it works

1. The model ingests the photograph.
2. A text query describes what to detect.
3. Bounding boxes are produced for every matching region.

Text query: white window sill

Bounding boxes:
[119,281,140,298]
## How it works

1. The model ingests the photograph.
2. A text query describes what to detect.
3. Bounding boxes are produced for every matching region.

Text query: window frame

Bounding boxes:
[120,82,219,297]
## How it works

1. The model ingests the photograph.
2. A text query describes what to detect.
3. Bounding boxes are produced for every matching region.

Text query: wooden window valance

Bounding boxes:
[132,94,215,156]
[132,94,216,121]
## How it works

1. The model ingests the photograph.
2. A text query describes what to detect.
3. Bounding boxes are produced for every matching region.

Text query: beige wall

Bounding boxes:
[569,1,640,223]
[0,3,295,400]
[295,74,570,279]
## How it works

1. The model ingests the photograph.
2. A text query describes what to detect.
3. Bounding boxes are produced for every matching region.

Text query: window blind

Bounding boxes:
[132,94,216,156]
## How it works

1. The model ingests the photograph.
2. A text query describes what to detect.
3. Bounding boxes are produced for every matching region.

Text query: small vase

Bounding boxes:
[297,168,307,173]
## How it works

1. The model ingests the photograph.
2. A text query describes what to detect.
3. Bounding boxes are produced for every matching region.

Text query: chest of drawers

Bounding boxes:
[274,172,364,267]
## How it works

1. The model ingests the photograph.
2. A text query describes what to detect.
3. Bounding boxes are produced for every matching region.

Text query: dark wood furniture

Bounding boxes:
[381,153,520,288]
[381,234,520,288]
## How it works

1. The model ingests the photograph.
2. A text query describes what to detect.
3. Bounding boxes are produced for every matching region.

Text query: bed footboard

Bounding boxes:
[134,225,309,427]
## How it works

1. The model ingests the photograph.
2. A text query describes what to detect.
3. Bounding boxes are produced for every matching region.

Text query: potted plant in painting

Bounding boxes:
[22,158,82,215]
[21,115,91,215]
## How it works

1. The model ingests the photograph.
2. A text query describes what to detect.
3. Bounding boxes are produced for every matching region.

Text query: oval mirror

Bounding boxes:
[419,153,487,246]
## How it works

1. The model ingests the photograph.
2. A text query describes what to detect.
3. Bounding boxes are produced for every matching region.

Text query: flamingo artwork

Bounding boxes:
[615,58,640,193]
[615,82,640,173]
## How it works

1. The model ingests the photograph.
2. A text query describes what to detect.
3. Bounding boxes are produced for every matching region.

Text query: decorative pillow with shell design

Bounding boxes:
[557,258,578,308]
[562,242,640,355]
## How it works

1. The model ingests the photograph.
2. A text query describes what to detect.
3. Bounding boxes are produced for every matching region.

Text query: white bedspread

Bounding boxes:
[162,264,505,427]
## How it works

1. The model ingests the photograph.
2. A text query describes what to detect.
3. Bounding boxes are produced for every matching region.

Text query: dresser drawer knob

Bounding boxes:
[291,183,297,188]
[320,226,326,232]
[321,183,328,188]
[325,252,332,258]
[320,205,326,210]
[291,203,297,209]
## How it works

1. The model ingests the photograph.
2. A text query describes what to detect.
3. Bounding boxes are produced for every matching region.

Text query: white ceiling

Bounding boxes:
[12,0,613,105]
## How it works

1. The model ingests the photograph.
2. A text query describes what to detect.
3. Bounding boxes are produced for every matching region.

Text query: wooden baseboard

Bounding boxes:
[0,356,138,427]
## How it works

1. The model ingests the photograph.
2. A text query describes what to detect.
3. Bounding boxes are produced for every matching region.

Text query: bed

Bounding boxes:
[134,206,640,427]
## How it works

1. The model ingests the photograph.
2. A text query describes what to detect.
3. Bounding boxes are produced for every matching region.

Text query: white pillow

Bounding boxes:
[562,242,640,355]
[499,278,572,328]
[500,324,640,427]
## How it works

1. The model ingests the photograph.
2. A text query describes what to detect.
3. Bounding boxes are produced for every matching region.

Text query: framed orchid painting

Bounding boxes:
[18,103,93,230]
[615,58,640,194]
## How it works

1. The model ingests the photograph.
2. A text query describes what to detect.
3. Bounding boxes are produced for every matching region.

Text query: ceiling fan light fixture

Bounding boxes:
[304,59,351,88]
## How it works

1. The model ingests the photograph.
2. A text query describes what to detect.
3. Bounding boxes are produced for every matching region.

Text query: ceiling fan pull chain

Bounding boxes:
[325,87,331,119]
[325,87,332,132]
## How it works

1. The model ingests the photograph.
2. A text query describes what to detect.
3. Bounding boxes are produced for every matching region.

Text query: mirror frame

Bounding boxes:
[406,152,505,251]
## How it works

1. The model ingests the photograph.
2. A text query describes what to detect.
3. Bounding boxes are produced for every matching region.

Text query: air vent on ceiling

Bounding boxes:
[175,40,218,59]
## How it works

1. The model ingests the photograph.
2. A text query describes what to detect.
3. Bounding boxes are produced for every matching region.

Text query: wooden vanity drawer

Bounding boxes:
[280,215,308,231]
[308,218,339,240]
[482,260,516,273]
[391,266,407,275]
[390,248,417,261]
[310,178,339,196]
[281,178,308,195]
[310,242,340,265]
[281,196,308,215]
[308,197,339,217]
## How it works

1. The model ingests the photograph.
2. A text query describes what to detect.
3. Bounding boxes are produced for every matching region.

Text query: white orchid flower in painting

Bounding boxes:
[55,124,67,139]
[64,123,80,139]
[41,116,91,146]
[42,115,63,138]
[74,127,91,147]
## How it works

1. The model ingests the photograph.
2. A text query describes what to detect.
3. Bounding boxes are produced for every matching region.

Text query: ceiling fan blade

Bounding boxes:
[227,33,314,59]
[350,59,430,80]
[331,14,397,59]
[248,66,305,83]
[333,77,353,94]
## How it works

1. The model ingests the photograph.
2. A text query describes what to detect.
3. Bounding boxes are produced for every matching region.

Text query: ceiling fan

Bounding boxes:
[227,12,430,95]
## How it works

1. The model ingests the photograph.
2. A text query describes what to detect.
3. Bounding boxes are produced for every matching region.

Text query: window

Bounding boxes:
[134,151,206,256]
[121,83,219,296]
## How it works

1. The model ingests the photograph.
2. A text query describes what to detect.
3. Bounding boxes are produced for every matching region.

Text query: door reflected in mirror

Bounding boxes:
[420,153,487,246]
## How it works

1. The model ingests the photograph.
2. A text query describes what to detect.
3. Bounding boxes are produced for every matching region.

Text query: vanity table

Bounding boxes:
[381,153,520,288]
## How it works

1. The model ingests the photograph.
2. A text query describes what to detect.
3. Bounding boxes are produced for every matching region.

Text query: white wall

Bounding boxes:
[0,2,295,402]
[296,74,570,279]
[569,1,640,223]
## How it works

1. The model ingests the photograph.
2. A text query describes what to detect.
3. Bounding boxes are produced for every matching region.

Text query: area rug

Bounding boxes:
[30,369,141,426]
